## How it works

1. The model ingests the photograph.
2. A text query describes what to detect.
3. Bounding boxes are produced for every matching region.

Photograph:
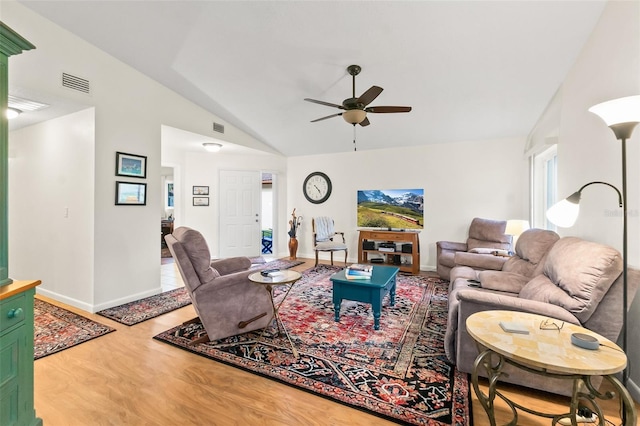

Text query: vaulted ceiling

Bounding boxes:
[17,1,606,156]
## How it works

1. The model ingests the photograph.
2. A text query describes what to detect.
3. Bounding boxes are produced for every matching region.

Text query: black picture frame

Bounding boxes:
[193,197,209,206]
[193,185,209,195]
[115,181,147,205]
[116,151,147,179]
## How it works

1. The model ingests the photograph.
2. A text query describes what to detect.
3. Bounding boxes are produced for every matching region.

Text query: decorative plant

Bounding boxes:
[288,208,303,238]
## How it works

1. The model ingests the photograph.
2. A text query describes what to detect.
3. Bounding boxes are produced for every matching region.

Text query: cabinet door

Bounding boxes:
[0,325,25,426]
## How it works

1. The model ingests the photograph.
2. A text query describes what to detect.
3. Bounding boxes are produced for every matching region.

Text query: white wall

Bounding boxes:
[538,1,640,400]
[160,147,288,259]
[5,3,277,311]
[8,108,95,310]
[287,137,529,270]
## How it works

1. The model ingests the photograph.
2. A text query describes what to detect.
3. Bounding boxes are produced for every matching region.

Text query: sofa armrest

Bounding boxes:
[477,271,530,294]
[437,241,468,252]
[210,257,252,276]
[456,289,581,324]
[454,252,508,271]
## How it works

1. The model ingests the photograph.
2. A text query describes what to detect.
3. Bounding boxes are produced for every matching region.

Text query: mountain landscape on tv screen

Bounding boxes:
[357,189,424,229]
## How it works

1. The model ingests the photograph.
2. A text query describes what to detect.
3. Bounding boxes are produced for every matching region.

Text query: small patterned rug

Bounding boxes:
[97,258,304,325]
[34,299,115,360]
[154,265,471,425]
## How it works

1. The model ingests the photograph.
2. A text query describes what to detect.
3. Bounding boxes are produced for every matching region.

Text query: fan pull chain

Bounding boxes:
[353,124,357,151]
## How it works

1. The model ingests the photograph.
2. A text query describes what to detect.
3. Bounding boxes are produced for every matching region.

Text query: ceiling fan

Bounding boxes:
[304,64,412,127]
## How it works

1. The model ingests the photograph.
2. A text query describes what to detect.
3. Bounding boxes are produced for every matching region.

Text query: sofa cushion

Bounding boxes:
[519,237,622,323]
[466,217,511,251]
[502,229,560,277]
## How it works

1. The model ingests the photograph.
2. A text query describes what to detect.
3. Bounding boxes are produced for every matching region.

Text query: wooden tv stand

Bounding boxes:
[358,230,420,274]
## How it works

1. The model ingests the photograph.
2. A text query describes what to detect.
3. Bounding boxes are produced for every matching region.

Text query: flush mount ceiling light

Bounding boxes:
[203,142,222,152]
[5,107,21,119]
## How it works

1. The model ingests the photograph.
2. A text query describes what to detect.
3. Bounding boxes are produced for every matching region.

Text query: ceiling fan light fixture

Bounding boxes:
[342,109,366,124]
[203,142,222,152]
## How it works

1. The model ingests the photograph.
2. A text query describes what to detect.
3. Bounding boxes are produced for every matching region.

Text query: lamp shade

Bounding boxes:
[203,142,222,152]
[588,95,640,126]
[546,199,580,228]
[505,220,530,237]
[342,109,366,124]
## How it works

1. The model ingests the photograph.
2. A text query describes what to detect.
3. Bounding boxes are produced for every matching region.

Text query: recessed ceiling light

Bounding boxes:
[203,142,222,152]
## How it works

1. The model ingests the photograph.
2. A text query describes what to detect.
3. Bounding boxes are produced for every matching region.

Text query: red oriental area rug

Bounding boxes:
[34,299,115,360]
[154,265,471,425]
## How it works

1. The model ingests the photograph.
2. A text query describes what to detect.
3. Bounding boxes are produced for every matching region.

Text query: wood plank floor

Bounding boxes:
[33,258,637,425]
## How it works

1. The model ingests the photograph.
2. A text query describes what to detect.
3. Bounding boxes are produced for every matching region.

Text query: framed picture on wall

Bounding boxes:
[116,152,147,179]
[166,182,174,208]
[193,185,209,195]
[116,181,147,205]
[193,197,209,206]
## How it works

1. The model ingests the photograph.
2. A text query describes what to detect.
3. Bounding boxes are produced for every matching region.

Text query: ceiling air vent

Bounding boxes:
[213,122,224,134]
[62,72,90,94]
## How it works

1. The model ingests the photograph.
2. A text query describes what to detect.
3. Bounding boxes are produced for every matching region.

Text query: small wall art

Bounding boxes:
[193,197,209,206]
[116,151,147,179]
[116,181,147,205]
[193,186,209,195]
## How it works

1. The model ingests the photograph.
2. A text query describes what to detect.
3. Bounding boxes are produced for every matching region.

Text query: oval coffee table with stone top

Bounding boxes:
[466,310,636,426]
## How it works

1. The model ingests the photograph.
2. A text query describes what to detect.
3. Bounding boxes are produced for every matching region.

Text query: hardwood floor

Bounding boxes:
[33,258,637,425]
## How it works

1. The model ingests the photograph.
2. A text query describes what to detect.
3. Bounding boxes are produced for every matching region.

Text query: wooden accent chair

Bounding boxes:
[311,217,347,267]
[165,226,272,344]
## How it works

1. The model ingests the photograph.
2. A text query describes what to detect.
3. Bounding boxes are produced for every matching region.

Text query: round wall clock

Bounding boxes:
[303,171,332,204]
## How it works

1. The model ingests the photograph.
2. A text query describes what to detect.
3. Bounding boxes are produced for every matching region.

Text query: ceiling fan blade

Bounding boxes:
[359,117,370,127]
[366,106,412,113]
[304,98,345,110]
[357,86,383,107]
[311,112,342,123]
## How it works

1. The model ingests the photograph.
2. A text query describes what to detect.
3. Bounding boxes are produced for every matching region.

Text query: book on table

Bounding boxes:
[345,264,372,280]
[345,272,371,280]
[347,264,373,273]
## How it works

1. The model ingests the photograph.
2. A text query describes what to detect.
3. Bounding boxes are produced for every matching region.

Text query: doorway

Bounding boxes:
[261,172,274,255]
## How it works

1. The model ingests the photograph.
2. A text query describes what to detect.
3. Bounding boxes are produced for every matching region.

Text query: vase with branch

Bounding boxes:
[288,208,302,259]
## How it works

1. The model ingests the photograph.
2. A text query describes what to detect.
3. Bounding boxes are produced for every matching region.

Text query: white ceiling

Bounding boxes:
[16,1,606,156]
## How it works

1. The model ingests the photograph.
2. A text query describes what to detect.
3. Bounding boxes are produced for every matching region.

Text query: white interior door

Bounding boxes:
[219,170,261,258]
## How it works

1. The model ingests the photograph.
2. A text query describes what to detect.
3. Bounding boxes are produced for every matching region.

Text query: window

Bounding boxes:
[532,145,557,230]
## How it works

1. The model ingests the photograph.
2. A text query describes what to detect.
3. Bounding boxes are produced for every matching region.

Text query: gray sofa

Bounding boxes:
[436,217,512,281]
[444,229,639,396]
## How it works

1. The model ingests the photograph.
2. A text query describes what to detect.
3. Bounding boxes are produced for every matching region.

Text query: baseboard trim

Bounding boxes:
[36,288,94,313]
[37,286,163,313]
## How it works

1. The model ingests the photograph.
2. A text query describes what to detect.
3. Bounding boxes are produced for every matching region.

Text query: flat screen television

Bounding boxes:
[357,188,424,230]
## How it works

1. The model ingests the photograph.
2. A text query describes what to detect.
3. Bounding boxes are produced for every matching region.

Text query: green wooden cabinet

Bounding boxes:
[0,281,41,426]
[0,21,40,426]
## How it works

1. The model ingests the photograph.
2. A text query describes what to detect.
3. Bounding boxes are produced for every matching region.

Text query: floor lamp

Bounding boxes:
[546,95,640,387]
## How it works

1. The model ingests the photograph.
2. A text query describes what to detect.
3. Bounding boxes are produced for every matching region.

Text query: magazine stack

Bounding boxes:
[345,264,373,280]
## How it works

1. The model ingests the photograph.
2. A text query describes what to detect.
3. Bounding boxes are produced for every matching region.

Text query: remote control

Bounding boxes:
[260,268,280,277]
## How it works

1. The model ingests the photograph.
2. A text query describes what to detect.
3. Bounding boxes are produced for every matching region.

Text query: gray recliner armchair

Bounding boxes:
[436,217,512,280]
[165,226,273,344]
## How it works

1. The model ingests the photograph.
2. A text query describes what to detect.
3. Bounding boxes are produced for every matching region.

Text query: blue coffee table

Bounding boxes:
[330,265,399,330]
